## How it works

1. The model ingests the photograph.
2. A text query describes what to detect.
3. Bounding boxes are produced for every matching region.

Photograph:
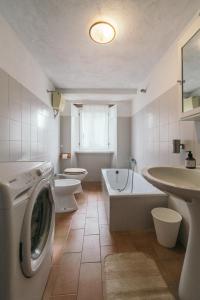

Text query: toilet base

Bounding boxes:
[74,184,83,194]
[55,194,78,213]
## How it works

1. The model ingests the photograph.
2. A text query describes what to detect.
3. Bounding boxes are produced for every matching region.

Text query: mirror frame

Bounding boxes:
[178,11,200,121]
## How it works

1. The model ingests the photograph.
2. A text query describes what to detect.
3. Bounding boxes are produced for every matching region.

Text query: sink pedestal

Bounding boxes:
[142,166,200,300]
[179,200,200,300]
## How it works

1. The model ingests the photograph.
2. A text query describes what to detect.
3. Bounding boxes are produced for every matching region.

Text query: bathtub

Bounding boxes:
[101,169,168,231]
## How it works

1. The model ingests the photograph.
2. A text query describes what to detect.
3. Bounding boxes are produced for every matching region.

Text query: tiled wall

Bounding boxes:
[131,84,200,245]
[0,68,60,170]
[60,115,71,171]
[131,84,200,171]
[117,117,131,168]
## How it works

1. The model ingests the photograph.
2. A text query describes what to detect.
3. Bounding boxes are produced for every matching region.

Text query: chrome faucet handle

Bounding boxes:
[130,158,137,164]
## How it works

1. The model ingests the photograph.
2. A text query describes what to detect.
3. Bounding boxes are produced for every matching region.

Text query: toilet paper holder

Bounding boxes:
[172,139,185,153]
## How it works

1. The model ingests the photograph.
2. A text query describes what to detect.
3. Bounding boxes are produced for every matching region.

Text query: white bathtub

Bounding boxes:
[101,169,168,231]
[102,168,166,196]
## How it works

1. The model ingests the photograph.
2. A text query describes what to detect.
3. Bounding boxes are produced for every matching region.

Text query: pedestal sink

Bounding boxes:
[143,166,200,300]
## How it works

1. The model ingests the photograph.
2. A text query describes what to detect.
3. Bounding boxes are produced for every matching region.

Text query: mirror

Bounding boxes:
[182,29,200,113]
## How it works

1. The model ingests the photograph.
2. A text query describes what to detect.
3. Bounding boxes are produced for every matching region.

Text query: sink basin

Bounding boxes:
[143,166,200,300]
[143,166,200,202]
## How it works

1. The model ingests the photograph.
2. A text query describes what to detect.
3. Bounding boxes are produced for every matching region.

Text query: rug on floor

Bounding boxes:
[103,252,175,300]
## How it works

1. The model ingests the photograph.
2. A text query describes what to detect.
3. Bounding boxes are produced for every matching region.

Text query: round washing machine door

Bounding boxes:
[20,178,55,277]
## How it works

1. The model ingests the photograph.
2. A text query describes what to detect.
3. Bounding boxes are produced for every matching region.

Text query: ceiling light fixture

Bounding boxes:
[89,21,116,44]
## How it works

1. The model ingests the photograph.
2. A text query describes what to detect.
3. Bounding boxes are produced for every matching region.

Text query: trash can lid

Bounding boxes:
[151,207,182,223]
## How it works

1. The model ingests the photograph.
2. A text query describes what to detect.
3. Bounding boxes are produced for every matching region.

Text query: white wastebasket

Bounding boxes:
[151,207,182,248]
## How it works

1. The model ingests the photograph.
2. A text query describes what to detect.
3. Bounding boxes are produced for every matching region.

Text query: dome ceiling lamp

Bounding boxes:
[89,21,116,44]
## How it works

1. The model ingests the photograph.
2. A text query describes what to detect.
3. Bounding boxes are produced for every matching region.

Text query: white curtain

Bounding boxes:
[80,105,109,150]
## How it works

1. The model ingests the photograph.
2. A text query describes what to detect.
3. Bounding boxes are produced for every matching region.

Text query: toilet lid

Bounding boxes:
[64,168,87,174]
[54,179,80,187]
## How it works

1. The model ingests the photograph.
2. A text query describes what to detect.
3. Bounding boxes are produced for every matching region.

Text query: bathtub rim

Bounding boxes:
[101,168,166,197]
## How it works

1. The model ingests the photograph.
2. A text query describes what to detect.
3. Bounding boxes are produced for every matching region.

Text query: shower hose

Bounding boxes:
[116,158,136,193]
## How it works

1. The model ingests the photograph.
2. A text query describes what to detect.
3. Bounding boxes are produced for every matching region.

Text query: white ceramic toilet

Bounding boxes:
[54,177,81,213]
[63,168,88,193]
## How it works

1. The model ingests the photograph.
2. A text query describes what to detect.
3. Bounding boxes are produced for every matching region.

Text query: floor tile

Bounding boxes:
[98,216,108,225]
[100,234,115,247]
[153,241,185,260]
[54,213,72,238]
[168,283,180,299]
[87,192,98,203]
[85,217,99,235]
[50,295,76,300]
[82,235,101,262]
[43,265,60,299]
[86,200,98,218]
[101,245,117,261]
[113,232,137,252]
[159,258,183,285]
[71,213,86,229]
[64,229,84,253]
[99,224,115,246]
[52,237,65,265]
[53,253,81,295]
[98,209,108,225]
[77,263,103,300]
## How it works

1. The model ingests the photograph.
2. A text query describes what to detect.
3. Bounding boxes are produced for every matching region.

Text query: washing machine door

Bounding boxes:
[20,178,55,277]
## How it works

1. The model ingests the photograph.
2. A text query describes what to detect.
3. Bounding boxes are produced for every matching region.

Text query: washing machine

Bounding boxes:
[0,161,55,300]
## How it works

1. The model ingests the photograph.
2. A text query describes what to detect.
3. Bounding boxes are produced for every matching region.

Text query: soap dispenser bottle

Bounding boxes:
[185,151,196,169]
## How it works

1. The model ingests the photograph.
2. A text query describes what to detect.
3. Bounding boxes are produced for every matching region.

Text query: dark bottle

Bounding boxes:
[185,151,196,169]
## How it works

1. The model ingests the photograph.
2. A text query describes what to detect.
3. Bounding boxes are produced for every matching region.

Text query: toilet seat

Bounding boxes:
[64,168,87,175]
[54,179,80,187]
[62,169,88,193]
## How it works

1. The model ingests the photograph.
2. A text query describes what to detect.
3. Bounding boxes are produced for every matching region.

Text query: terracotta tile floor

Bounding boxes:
[43,182,185,300]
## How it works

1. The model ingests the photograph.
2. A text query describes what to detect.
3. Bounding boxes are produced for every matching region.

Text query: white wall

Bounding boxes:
[117,117,131,168]
[133,43,178,114]
[0,14,60,171]
[0,14,53,105]
[132,11,199,115]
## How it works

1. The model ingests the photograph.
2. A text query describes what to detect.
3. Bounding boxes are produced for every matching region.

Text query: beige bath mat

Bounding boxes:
[103,252,175,300]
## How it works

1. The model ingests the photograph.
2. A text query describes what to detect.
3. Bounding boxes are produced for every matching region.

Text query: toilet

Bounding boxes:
[63,168,88,193]
[54,178,81,213]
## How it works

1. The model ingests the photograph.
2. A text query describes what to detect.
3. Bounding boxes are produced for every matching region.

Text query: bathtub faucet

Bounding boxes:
[129,158,137,166]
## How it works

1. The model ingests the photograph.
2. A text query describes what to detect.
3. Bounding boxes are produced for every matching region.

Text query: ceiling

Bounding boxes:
[0,0,199,94]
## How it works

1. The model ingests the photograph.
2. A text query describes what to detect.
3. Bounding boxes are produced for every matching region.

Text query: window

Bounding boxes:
[80,105,109,150]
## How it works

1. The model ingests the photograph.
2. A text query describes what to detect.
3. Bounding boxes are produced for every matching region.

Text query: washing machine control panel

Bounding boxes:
[8,162,53,199]
[35,162,53,178]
